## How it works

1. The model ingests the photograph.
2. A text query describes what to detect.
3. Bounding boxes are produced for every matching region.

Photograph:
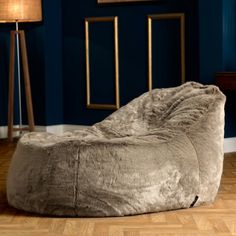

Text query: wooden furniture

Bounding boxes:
[216,72,236,91]
[7,30,35,142]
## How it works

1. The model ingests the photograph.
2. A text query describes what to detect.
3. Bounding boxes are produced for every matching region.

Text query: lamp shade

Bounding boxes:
[0,0,42,23]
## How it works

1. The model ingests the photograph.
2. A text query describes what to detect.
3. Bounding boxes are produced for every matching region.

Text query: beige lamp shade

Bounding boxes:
[0,0,42,23]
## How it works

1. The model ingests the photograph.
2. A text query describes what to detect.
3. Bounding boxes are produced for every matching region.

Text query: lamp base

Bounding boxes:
[8,30,35,142]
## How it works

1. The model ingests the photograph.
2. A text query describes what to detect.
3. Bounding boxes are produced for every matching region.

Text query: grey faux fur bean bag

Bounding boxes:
[7,82,226,217]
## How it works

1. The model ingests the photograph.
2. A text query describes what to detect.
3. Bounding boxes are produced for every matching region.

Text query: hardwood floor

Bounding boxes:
[1,140,236,236]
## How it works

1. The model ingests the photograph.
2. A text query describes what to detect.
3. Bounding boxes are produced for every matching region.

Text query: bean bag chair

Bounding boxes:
[7,82,226,216]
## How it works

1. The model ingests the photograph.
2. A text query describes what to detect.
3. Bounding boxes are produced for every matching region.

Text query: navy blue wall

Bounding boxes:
[1,0,236,138]
[223,0,236,70]
[62,0,199,125]
[222,0,236,137]
[198,0,236,137]
[198,0,223,84]
[0,26,11,126]
[43,0,63,125]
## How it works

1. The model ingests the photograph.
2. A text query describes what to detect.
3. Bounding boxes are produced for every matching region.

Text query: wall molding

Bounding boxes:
[85,16,120,110]
[1,125,236,153]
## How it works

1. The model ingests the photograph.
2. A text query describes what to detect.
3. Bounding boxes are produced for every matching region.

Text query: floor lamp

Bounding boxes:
[0,0,42,141]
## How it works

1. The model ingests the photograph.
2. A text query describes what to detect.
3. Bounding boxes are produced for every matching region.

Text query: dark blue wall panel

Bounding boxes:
[222,0,236,137]
[62,0,199,125]
[152,19,182,88]
[89,21,116,105]
[223,0,236,70]
[0,29,10,126]
[25,25,46,125]
[198,0,236,137]
[198,0,223,84]
[43,0,63,125]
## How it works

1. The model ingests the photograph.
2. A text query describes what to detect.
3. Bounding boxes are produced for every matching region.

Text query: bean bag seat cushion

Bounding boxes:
[7,82,226,217]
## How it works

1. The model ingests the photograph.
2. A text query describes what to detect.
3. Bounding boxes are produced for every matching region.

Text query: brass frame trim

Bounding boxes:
[148,13,186,91]
[85,16,120,110]
[98,0,156,4]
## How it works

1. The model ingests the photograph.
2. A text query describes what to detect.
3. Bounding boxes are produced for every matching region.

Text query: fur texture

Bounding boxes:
[7,82,226,216]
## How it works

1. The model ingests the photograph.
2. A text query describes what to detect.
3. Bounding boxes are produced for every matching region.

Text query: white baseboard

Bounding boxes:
[223,137,236,153]
[35,125,90,134]
[0,124,89,139]
[1,125,236,153]
[0,126,20,138]
[63,125,90,132]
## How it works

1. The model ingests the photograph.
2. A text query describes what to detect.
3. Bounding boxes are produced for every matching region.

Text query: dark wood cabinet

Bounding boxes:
[216,72,236,91]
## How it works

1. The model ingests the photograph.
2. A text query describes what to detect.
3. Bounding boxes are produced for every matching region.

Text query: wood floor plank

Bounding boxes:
[1,140,236,235]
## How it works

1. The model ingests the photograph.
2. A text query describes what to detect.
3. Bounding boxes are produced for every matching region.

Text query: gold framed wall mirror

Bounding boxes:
[85,16,120,110]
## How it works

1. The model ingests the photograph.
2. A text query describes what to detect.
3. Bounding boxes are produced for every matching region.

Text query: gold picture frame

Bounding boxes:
[98,0,155,3]
[148,13,186,91]
[85,16,120,110]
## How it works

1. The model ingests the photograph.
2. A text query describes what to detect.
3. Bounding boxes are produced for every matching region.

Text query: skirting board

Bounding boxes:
[224,137,236,153]
[1,125,236,153]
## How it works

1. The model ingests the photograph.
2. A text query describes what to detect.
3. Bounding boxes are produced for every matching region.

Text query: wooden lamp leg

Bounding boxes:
[7,31,16,142]
[19,31,35,132]
[7,30,35,141]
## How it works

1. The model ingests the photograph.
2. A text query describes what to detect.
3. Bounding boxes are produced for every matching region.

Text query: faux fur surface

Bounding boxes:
[7,82,226,216]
